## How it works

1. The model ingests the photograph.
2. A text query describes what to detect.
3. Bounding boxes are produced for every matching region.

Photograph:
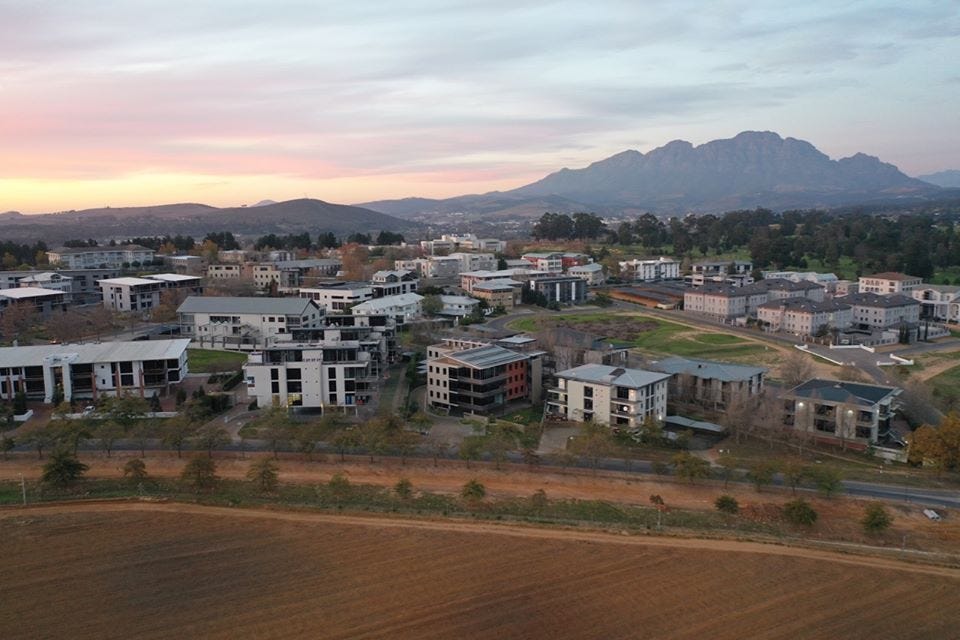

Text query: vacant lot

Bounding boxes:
[1,503,958,640]
[187,348,248,373]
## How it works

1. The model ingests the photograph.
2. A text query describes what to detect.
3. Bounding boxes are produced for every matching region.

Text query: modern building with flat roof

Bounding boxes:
[0,287,67,316]
[858,272,922,295]
[47,245,156,269]
[782,379,901,450]
[177,296,324,349]
[298,282,374,312]
[351,292,424,323]
[546,364,669,428]
[99,274,204,313]
[648,356,766,412]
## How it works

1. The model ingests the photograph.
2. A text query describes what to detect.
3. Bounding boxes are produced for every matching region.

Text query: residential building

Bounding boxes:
[0,339,189,403]
[648,356,766,411]
[207,264,246,280]
[252,264,300,289]
[460,268,547,293]
[754,278,825,302]
[761,271,839,288]
[782,379,901,449]
[244,341,378,413]
[912,285,960,323]
[394,258,429,277]
[439,295,480,318]
[683,286,750,320]
[177,296,324,349]
[561,253,592,269]
[162,254,204,274]
[833,280,859,296]
[526,276,587,305]
[290,313,399,370]
[471,279,522,310]
[17,273,73,302]
[689,260,754,287]
[546,364,669,428]
[298,282,374,312]
[618,257,681,282]
[0,268,122,305]
[450,252,497,273]
[858,272,923,295]
[98,274,203,313]
[521,252,563,273]
[371,270,419,297]
[568,262,605,286]
[844,292,921,329]
[536,326,629,372]
[217,249,251,263]
[757,298,853,336]
[47,244,156,269]
[426,341,543,415]
[420,233,505,254]
[0,288,68,316]
[425,256,463,279]
[272,258,342,279]
[351,292,424,323]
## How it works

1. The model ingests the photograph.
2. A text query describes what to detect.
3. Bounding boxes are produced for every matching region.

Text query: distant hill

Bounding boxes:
[0,198,416,243]
[917,170,960,188]
[362,131,941,218]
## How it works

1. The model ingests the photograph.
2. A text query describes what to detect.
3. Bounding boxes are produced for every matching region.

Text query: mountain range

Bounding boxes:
[360,131,945,218]
[0,199,416,243]
[917,170,960,188]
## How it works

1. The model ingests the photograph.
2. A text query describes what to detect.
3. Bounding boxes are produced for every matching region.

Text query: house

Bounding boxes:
[757,298,853,336]
[244,341,378,413]
[47,244,155,269]
[526,276,587,305]
[439,295,480,318]
[351,292,424,323]
[858,272,923,295]
[420,233,505,254]
[177,296,324,349]
[0,339,190,403]
[298,282,374,312]
[394,258,429,277]
[471,279,522,310]
[782,379,901,449]
[521,252,563,273]
[648,356,766,411]
[568,262,605,286]
[843,292,921,329]
[98,274,204,313]
[618,257,681,282]
[546,364,669,428]
[0,288,68,316]
[371,270,419,297]
[689,260,754,287]
[252,264,300,289]
[911,285,960,323]
[426,341,543,415]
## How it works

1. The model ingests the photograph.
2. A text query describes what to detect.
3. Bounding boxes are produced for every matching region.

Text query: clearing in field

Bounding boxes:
[186,348,248,373]
[2,503,958,640]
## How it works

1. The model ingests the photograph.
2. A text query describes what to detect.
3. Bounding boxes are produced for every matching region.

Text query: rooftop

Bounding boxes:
[446,344,528,368]
[50,244,152,255]
[569,263,604,272]
[177,296,320,315]
[649,356,767,382]
[472,279,522,291]
[0,339,191,368]
[862,272,921,281]
[352,292,424,311]
[145,273,202,283]
[98,277,160,287]
[0,287,65,299]
[842,292,920,308]
[788,379,900,406]
[556,364,671,389]
[17,272,71,283]
[757,298,851,313]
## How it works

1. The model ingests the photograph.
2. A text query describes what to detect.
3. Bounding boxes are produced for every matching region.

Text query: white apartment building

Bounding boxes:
[757,298,853,336]
[244,341,377,412]
[371,270,419,297]
[98,274,204,313]
[845,292,921,329]
[0,339,189,403]
[450,252,497,273]
[439,295,480,318]
[47,245,156,269]
[683,286,749,319]
[568,262,606,286]
[521,252,563,273]
[546,364,670,428]
[858,272,923,295]
[460,268,548,293]
[17,273,73,302]
[912,285,960,323]
[420,234,506,254]
[0,288,68,316]
[351,292,423,322]
[298,282,374,312]
[177,296,324,348]
[619,257,681,282]
[762,271,839,288]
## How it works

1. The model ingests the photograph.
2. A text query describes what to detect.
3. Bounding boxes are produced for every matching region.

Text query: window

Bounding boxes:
[270,369,279,381]
[328,380,337,392]
[271,381,280,393]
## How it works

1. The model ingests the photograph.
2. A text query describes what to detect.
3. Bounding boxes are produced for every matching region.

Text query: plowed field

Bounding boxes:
[2,503,958,639]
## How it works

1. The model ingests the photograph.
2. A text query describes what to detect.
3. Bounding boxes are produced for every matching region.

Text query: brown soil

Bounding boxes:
[2,502,959,640]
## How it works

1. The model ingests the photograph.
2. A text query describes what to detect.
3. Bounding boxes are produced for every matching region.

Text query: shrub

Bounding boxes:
[41,450,89,488]
[810,467,843,498]
[181,456,218,491]
[715,495,739,514]
[394,477,414,500]
[461,479,486,502]
[530,488,548,510]
[861,503,893,535]
[748,461,777,492]
[247,458,279,493]
[122,458,148,482]
[783,499,818,526]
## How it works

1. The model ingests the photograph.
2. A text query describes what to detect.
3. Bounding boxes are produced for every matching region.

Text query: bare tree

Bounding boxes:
[780,349,814,388]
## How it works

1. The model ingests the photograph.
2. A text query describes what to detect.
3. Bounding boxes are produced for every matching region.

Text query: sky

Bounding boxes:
[1,0,958,213]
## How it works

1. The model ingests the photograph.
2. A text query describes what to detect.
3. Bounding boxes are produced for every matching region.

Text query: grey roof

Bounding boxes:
[757,298,850,313]
[0,339,191,368]
[177,296,319,315]
[0,287,64,299]
[650,356,766,382]
[755,278,824,292]
[556,364,671,389]
[569,263,604,272]
[50,244,152,255]
[446,344,527,368]
[861,272,920,281]
[472,279,521,291]
[787,379,900,406]
[842,292,920,308]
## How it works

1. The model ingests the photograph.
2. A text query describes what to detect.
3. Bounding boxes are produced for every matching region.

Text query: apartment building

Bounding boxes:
[761,271,839,288]
[471,279,522,310]
[47,244,155,269]
[177,296,324,348]
[460,269,547,293]
[426,341,543,415]
[244,341,377,413]
[618,257,681,282]
[912,285,960,323]
[252,264,300,289]
[757,298,853,336]
[0,288,67,316]
[371,270,419,297]
[782,379,901,450]
[207,264,246,280]
[440,295,480,318]
[98,274,204,313]
[0,339,189,403]
[683,286,749,319]
[450,252,497,273]
[0,268,119,305]
[290,313,399,371]
[351,292,424,323]
[420,233,505,254]
[568,262,606,286]
[648,356,766,412]
[844,292,921,329]
[858,272,922,295]
[17,273,73,302]
[526,276,588,305]
[298,282,374,312]
[521,252,563,273]
[546,364,669,428]
[757,278,826,302]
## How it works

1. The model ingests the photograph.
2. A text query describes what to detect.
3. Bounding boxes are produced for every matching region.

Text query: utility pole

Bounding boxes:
[20,473,26,505]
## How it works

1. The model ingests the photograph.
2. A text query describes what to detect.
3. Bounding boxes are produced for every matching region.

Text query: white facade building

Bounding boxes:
[619,257,681,282]
[439,295,480,317]
[858,272,923,295]
[547,364,670,428]
[351,292,423,322]
[912,285,960,323]
[568,262,606,286]
[845,293,921,329]
[757,299,853,336]
[47,245,155,269]
[98,274,203,313]
[298,283,374,312]
[177,296,324,348]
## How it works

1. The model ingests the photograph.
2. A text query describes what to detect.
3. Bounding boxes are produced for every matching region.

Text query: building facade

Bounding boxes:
[858,272,922,295]
[47,245,156,269]
[845,292,921,329]
[648,356,765,412]
[177,296,324,349]
[568,262,606,286]
[783,379,901,450]
[912,285,960,323]
[619,257,681,282]
[757,299,853,336]
[99,274,204,313]
[298,282,374,312]
[351,292,424,323]
[527,276,587,305]
[546,364,669,428]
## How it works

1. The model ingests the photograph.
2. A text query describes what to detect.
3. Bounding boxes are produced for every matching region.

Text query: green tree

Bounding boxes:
[162,416,195,458]
[394,477,414,500]
[247,458,279,493]
[717,455,738,488]
[861,503,893,535]
[41,450,89,488]
[781,461,808,495]
[636,415,663,445]
[181,456,218,491]
[122,458,148,482]
[327,473,352,505]
[461,479,486,503]
[810,466,843,498]
[101,394,149,432]
[671,451,711,482]
[53,418,92,456]
[568,421,616,473]
[715,495,739,514]
[748,461,777,492]
[0,435,14,460]
[23,426,58,459]
[530,488,548,511]
[421,295,443,316]
[194,425,229,458]
[459,435,484,469]
[783,499,818,526]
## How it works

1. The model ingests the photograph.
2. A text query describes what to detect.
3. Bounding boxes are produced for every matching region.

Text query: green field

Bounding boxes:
[928,363,960,407]
[187,349,248,373]
[507,312,616,333]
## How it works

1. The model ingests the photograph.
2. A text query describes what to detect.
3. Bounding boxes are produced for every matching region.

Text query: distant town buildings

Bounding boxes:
[299,282,374,313]
[648,356,766,412]
[47,245,156,269]
[568,262,606,286]
[420,233,505,254]
[351,292,424,323]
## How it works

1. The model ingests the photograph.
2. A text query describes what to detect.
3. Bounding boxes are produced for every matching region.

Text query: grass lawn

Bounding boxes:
[928,363,960,403]
[508,311,622,333]
[187,349,248,373]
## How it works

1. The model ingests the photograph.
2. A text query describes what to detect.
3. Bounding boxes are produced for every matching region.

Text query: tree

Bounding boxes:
[781,461,808,495]
[45,311,81,344]
[809,466,843,498]
[530,488,548,511]
[715,495,739,514]
[247,458,279,493]
[96,421,124,458]
[717,455,738,488]
[162,416,195,458]
[461,479,486,503]
[53,417,92,455]
[23,426,58,459]
[649,494,667,529]
[181,456,218,491]
[783,499,818,526]
[861,503,893,535]
[459,435,484,469]
[636,415,663,445]
[671,451,711,482]
[781,350,814,388]
[123,458,148,482]
[41,450,88,488]
[421,295,443,316]
[0,435,14,460]
[327,473,352,505]
[194,425,229,458]
[394,477,414,500]
[568,421,616,472]
[479,422,521,470]
[101,394,149,433]
[748,461,777,492]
